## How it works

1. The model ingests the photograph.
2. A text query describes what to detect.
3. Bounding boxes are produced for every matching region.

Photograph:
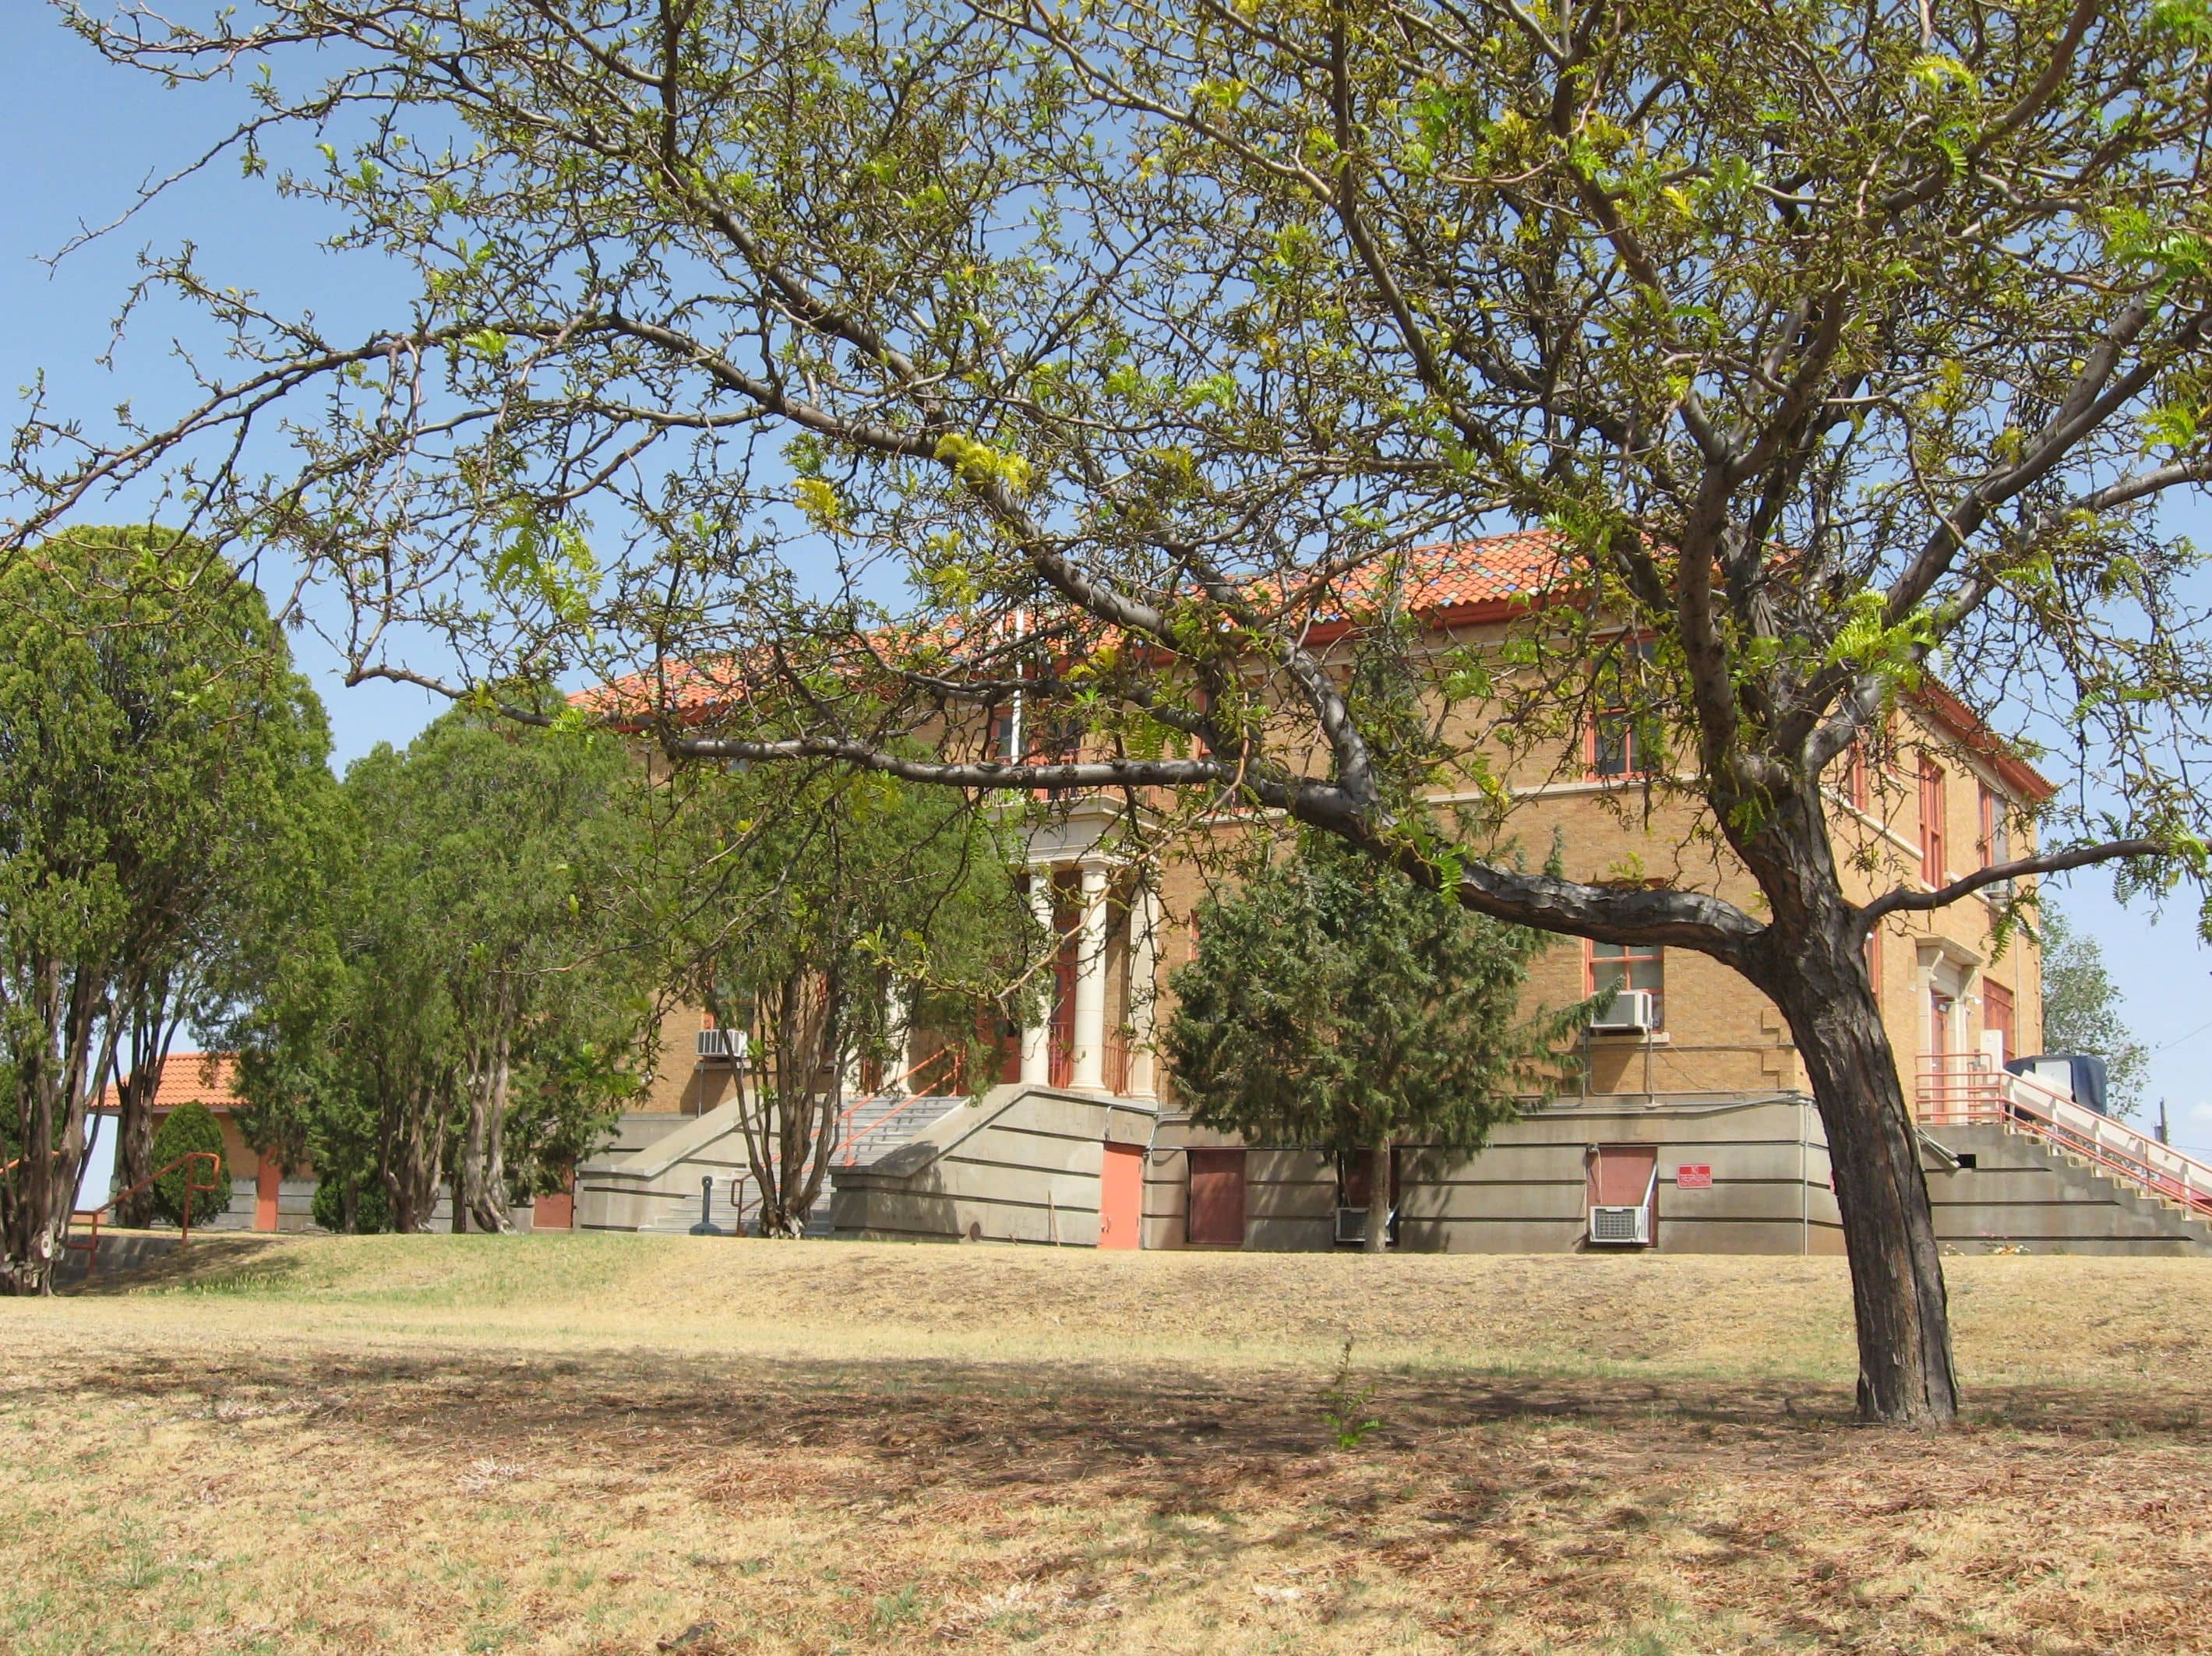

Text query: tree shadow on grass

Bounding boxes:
[54,1337,2212,1499]
[66,1232,300,1296]
[26,1337,2212,1653]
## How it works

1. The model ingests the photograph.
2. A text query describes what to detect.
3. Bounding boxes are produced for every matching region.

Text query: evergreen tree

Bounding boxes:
[231,710,651,1232]
[1166,830,1586,1252]
[0,527,325,1293]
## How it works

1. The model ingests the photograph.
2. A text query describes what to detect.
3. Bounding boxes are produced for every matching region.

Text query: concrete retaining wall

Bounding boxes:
[1924,1122,2212,1255]
[1145,1095,1843,1254]
[830,1084,1158,1245]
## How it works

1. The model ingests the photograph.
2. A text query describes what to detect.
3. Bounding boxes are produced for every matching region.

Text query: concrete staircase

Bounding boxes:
[584,1092,967,1235]
[1916,1054,2212,1254]
[1922,1120,2212,1255]
[836,1093,966,1167]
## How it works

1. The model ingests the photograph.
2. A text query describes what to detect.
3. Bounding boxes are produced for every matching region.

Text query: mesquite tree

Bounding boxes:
[19,2,2212,1419]
[639,759,1043,1236]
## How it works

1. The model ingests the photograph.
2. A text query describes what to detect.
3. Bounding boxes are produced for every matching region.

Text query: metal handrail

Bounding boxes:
[66,1150,224,1281]
[1917,1052,2212,1221]
[831,1048,964,1167]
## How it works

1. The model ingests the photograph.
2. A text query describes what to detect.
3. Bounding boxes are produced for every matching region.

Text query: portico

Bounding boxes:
[1018,800,1162,1098]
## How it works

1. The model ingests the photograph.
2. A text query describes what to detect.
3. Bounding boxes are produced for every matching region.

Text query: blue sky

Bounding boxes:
[7,5,2211,1149]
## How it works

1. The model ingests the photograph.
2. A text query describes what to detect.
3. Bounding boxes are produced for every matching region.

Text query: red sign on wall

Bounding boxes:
[1676,1164,1713,1189]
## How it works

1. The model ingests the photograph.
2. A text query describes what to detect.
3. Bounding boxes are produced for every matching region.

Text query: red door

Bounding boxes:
[534,1168,576,1231]
[1186,1148,1246,1247]
[1099,1141,1143,1250]
[254,1158,281,1233]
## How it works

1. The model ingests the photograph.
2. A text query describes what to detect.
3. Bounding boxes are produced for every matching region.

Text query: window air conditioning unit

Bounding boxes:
[1588,1203,1653,1246]
[1335,1204,1400,1246]
[696,1028,748,1062]
[1589,989,1656,1033]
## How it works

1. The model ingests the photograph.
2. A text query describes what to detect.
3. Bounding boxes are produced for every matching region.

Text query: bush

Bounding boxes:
[309,1174,392,1234]
[149,1102,231,1228]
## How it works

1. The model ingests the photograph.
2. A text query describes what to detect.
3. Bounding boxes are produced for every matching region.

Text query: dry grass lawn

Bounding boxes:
[4,1235,2210,1655]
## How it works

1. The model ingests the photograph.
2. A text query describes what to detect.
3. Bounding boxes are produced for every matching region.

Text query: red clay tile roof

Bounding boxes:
[575,529,2055,799]
[1295,530,1573,622]
[579,533,1570,721]
[97,1052,244,1115]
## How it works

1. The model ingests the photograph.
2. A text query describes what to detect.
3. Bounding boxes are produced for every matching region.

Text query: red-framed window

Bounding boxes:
[1977,785,2009,868]
[1865,925,1883,999]
[1917,754,1947,885]
[1588,636,1658,779]
[1588,939,1665,1028]
[1847,742,1870,811]
[1984,981,2015,1064]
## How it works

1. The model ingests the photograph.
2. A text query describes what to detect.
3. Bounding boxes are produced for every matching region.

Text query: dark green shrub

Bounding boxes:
[309,1173,391,1234]
[149,1102,231,1228]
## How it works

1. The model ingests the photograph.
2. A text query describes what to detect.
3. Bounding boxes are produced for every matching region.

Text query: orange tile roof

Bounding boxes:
[573,529,2055,799]
[579,532,1570,721]
[97,1052,244,1115]
[1294,530,1572,623]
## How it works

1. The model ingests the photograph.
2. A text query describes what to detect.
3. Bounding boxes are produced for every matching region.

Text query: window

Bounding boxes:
[1977,786,2009,866]
[1847,742,1870,811]
[1865,925,1883,999]
[1984,981,2015,1065]
[1588,939,1665,1028]
[1589,637,1658,778]
[1586,1144,1659,1246]
[989,697,1022,764]
[1917,754,1948,885]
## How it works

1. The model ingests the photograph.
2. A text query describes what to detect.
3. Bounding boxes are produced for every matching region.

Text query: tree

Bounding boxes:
[147,1100,231,1229]
[233,710,651,1232]
[2037,906,2150,1114]
[1166,829,1584,1252]
[0,527,325,1294]
[641,760,1043,1235]
[24,0,2212,1418]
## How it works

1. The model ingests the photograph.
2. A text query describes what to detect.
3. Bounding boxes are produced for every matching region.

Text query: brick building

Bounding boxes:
[573,536,2212,1255]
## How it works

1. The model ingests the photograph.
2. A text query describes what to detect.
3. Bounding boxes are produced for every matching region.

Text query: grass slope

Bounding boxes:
[4,1235,2209,1654]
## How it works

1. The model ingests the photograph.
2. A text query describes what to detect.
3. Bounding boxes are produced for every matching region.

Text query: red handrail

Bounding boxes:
[1917,1053,2212,1221]
[830,1047,963,1167]
[66,1150,224,1281]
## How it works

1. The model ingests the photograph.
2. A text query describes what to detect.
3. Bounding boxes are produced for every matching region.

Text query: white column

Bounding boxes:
[1125,881,1161,1099]
[1071,860,1110,1091]
[1021,870,1055,1084]
[886,980,911,1095]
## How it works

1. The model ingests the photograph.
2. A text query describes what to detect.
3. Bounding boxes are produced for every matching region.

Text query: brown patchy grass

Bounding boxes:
[3,1236,2210,1654]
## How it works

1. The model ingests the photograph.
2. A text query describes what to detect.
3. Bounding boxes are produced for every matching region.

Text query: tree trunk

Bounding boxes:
[461,1029,516,1234]
[1363,1140,1392,1253]
[115,1064,157,1228]
[1759,918,1959,1427]
[2,970,115,1295]
[382,1079,444,1233]
[112,989,180,1230]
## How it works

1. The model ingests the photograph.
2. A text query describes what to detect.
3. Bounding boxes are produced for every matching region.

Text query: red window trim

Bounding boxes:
[1977,784,2010,869]
[1984,981,2016,1064]
[1586,937,1666,1027]
[1917,753,1947,886]
[1586,634,1657,781]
